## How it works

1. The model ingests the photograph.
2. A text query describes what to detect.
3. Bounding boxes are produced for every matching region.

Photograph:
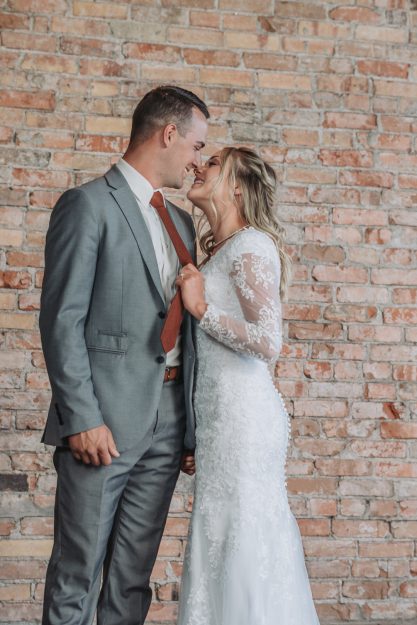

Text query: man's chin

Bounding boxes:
[165,179,184,191]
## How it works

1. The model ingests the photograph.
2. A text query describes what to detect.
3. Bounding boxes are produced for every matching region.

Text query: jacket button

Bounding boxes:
[156,355,165,364]
[158,311,166,319]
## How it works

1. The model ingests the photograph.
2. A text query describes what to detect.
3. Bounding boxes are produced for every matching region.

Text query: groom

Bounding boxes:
[39,85,209,624]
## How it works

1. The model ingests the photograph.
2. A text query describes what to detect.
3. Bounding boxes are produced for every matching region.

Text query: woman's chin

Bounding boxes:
[187,188,203,209]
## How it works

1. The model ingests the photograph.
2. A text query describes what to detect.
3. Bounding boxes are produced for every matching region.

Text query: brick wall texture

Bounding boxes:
[1,0,417,623]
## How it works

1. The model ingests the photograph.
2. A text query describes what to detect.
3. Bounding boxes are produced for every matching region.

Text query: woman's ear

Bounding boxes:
[234,184,242,197]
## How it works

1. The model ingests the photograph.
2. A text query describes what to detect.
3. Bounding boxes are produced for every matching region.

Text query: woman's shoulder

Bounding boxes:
[229,226,277,259]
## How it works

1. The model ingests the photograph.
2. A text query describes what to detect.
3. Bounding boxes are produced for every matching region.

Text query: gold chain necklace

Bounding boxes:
[211,225,250,250]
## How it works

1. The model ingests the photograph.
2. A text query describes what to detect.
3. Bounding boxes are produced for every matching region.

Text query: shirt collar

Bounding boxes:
[115,158,164,208]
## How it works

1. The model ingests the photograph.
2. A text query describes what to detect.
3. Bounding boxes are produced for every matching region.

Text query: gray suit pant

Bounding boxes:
[42,381,186,625]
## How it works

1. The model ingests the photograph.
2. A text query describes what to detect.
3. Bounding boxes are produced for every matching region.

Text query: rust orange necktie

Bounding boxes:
[150,191,194,353]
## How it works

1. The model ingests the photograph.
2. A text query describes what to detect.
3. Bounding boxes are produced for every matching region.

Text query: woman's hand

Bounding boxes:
[176,263,208,320]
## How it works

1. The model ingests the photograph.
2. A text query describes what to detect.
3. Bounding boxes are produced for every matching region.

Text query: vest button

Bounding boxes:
[156,355,165,364]
[158,311,166,319]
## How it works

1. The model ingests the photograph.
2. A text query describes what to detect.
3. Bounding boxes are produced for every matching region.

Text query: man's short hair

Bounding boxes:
[129,85,210,147]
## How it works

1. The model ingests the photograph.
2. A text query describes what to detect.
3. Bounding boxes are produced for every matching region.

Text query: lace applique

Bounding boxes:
[199,237,282,364]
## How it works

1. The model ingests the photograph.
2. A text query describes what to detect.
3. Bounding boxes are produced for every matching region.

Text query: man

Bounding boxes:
[39,85,209,625]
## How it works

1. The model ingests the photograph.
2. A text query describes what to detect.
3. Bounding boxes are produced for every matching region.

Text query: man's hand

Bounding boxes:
[181,451,196,476]
[68,425,120,466]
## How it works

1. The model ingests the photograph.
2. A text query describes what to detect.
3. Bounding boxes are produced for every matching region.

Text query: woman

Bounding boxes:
[176,147,320,625]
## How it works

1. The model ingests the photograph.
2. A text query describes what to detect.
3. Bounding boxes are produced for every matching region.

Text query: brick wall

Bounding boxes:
[1,1,416,623]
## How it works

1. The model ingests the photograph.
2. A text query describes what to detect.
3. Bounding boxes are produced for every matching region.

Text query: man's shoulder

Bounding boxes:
[55,171,112,210]
[77,171,110,196]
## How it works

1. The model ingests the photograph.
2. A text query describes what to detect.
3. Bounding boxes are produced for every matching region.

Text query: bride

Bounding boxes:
[176,147,320,625]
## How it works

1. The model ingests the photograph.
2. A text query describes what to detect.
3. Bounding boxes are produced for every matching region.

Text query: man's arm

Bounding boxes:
[40,188,119,464]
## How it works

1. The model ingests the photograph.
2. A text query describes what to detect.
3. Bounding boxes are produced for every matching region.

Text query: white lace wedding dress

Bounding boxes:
[177,227,320,625]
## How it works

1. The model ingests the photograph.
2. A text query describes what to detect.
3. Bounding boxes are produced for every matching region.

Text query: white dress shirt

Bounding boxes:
[116,158,181,367]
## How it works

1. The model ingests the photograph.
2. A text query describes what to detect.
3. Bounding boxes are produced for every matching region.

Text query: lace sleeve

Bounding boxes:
[199,249,282,363]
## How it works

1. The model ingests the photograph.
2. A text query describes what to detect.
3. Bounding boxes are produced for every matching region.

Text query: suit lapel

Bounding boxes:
[105,166,165,305]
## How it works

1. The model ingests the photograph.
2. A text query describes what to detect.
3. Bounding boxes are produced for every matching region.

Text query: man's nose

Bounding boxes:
[193,151,202,168]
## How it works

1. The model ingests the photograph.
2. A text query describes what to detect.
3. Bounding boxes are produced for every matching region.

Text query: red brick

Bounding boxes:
[337,286,388,304]
[190,11,220,28]
[312,265,368,283]
[391,521,417,539]
[356,24,407,43]
[324,112,376,130]
[123,43,181,63]
[21,54,78,75]
[60,36,119,58]
[287,477,338,495]
[352,560,383,578]
[184,48,240,67]
[360,541,414,558]
[339,170,393,188]
[316,459,371,477]
[370,500,398,517]
[297,518,330,536]
[219,0,272,11]
[12,168,71,189]
[0,90,55,111]
[0,12,30,29]
[323,304,377,323]
[303,361,332,380]
[200,67,252,87]
[342,580,389,600]
[319,149,373,167]
[357,60,409,78]
[223,13,259,31]
[363,362,391,380]
[340,498,366,517]
[243,53,297,71]
[73,1,128,18]
[167,26,223,46]
[309,499,337,516]
[400,581,417,598]
[381,422,417,439]
[1,31,56,51]
[259,73,312,92]
[79,58,135,78]
[288,322,343,340]
[310,580,339,600]
[351,440,407,458]
[330,7,381,23]
[9,0,67,10]
[383,308,417,324]
[375,461,417,478]
[20,516,53,536]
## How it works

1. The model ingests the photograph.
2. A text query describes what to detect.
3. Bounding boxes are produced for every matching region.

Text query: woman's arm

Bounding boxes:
[178,249,282,363]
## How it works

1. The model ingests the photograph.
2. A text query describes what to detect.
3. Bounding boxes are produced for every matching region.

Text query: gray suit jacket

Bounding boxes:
[39,165,196,452]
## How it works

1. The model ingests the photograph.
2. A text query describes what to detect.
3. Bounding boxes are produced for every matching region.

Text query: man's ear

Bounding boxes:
[162,123,177,147]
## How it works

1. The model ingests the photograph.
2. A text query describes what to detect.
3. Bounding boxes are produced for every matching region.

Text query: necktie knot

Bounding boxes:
[151,191,165,212]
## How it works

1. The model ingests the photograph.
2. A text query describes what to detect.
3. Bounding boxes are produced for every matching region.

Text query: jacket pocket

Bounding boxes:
[87,330,128,354]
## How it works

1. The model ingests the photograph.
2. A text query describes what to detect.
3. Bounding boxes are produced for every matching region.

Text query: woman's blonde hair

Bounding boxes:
[195,146,291,297]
